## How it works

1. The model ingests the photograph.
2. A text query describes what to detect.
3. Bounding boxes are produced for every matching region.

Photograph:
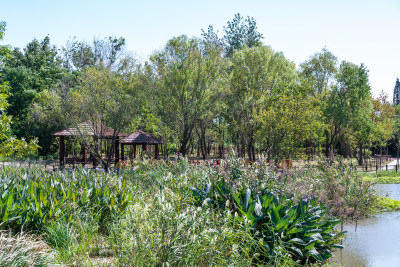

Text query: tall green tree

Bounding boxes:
[150,35,224,157]
[1,36,65,154]
[202,13,263,57]
[0,21,38,157]
[370,92,394,159]
[257,88,324,159]
[227,46,297,160]
[324,62,372,158]
[62,36,126,71]
[299,48,337,96]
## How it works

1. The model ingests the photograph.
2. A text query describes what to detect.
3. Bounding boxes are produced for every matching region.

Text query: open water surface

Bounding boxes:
[331,184,400,266]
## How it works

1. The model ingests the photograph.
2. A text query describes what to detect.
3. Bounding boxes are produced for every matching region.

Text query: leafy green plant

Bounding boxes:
[0,167,131,231]
[233,190,344,264]
[192,177,344,264]
[372,196,400,212]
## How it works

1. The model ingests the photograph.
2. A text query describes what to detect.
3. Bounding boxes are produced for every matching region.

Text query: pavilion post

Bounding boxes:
[59,136,65,167]
[121,144,125,161]
[155,144,159,159]
[133,144,137,158]
[93,136,98,167]
[81,143,87,164]
[115,138,120,163]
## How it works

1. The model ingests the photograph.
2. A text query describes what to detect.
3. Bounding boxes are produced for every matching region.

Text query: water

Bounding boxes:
[374,184,400,201]
[331,184,400,267]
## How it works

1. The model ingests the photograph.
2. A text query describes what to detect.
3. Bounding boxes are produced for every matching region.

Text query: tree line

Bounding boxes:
[0,14,396,164]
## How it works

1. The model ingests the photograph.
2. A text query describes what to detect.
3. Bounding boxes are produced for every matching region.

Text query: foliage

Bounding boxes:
[227,46,297,160]
[233,192,344,264]
[191,157,345,265]
[363,175,400,184]
[202,13,263,57]
[299,48,337,95]
[323,61,372,158]
[0,167,131,231]
[0,22,39,158]
[62,36,127,71]
[257,88,325,159]
[1,36,65,155]
[372,196,400,212]
[34,66,140,171]
[150,35,225,157]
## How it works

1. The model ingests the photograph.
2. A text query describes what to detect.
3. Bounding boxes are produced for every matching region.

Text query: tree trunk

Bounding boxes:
[358,142,363,165]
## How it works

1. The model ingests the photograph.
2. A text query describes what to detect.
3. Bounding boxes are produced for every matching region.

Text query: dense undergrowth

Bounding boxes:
[0,156,377,266]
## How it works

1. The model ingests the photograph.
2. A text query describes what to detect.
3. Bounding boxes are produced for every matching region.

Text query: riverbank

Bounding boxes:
[362,171,400,212]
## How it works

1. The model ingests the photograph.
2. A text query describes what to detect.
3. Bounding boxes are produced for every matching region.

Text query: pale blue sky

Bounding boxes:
[2,0,400,98]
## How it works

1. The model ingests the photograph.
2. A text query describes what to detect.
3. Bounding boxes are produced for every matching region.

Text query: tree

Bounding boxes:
[227,46,297,160]
[370,92,394,159]
[32,66,140,171]
[202,13,263,57]
[324,62,372,158]
[299,48,337,96]
[257,87,325,159]
[1,36,65,154]
[62,36,126,71]
[0,21,38,158]
[150,35,224,157]
[393,78,400,105]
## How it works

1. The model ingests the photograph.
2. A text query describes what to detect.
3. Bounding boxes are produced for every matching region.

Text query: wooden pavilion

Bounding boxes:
[53,122,126,167]
[120,130,163,160]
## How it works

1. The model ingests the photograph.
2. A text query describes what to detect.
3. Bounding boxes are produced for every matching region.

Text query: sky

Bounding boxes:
[1,0,400,99]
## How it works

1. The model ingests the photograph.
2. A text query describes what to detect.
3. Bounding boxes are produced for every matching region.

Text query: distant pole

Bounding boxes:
[397,133,399,166]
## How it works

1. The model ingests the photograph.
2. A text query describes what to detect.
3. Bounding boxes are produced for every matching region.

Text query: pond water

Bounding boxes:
[374,184,400,201]
[331,184,400,267]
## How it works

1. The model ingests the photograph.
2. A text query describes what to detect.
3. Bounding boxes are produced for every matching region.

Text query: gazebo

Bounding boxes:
[53,122,126,166]
[120,130,163,160]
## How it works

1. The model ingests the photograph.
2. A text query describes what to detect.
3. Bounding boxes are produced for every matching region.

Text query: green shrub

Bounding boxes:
[280,158,376,221]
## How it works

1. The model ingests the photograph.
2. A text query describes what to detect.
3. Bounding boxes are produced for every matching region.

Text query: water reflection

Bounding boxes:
[332,212,400,266]
[331,184,400,267]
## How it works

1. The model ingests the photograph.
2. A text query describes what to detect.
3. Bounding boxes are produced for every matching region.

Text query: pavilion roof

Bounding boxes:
[120,130,163,144]
[53,122,126,138]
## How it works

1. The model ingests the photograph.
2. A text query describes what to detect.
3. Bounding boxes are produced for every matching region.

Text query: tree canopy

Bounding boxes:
[0,15,394,162]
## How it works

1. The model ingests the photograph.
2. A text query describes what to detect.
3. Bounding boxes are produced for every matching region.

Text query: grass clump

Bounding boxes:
[363,176,400,184]
[0,231,55,266]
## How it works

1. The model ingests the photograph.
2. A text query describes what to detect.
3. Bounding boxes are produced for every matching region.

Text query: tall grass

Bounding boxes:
[0,156,375,266]
[0,231,55,266]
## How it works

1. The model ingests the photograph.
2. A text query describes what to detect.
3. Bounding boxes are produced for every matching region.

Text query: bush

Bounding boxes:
[280,158,376,221]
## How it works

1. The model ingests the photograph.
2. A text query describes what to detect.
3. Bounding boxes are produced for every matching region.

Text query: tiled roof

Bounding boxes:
[120,130,163,144]
[53,122,126,137]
